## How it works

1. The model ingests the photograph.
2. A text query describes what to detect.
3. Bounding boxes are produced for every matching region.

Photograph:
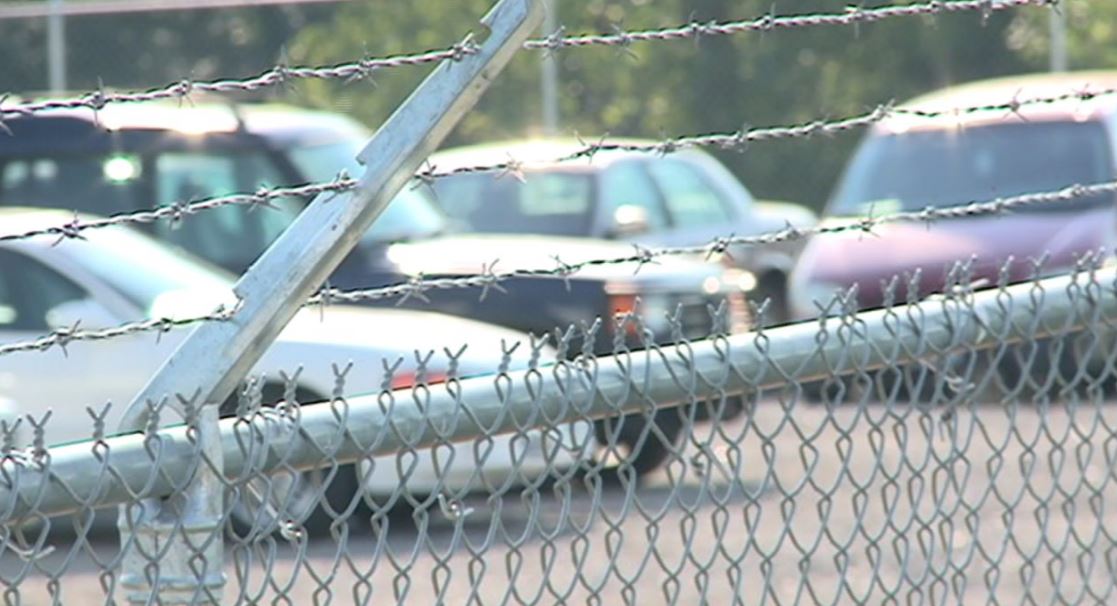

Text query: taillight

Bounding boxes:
[390,371,449,391]
[606,293,641,337]
[727,291,752,334]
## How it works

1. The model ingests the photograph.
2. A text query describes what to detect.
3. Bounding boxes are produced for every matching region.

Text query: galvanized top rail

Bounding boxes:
[1,261,1111,523]
[0,0,1050,120]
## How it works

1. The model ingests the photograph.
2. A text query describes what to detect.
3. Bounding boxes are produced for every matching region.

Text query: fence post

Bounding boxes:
[118,403,225,604]
[111,0,543,602]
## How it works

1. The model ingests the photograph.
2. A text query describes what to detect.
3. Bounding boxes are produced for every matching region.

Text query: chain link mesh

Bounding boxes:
[0,257,1115,604]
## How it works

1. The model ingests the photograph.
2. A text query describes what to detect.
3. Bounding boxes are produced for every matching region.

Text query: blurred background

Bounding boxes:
[1,0,1106,214]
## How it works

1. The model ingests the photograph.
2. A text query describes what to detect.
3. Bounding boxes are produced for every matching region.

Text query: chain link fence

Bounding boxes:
[0,257,1115,604]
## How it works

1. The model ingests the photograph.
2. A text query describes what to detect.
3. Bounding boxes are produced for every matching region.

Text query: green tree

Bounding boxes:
[0,3,337,93]
[1004,0,1117,70]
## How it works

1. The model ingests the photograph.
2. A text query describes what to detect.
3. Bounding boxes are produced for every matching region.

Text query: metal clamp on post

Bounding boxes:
[114,1,544,603]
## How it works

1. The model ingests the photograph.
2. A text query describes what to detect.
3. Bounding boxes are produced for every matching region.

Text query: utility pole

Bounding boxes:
[47,0,66,92]
[540,0,558,135]
[1049,1,1067,72]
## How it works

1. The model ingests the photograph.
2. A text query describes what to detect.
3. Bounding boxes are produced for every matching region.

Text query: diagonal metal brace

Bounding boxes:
[118,0,544,431]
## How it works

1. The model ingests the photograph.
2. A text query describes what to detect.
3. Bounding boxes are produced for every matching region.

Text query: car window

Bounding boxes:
[0,249,87,331]
[431,171,595,237]
[645,159,734,228]
[151,152,303,271]
[599,161,669,231]
[829,121,1114,216]
[288,140,448,242]
[0,155,142,216]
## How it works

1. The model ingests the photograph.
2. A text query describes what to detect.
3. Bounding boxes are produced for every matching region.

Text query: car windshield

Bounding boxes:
[75,226,236,318]
[1,136,449,276]
[0,151,304,272]
[828,121,1114,217]
[0,155,143,217]
[431,170,595,237]
[288,139,448,242]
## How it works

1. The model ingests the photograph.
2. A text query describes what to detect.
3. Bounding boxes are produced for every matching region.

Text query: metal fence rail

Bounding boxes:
[1,259,1116,603]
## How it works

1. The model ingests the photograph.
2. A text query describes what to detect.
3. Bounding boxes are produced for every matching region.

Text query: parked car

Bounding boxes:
[789,71,1117,321]
[0,102,753,474]
[0,208,589,530]
[425,139,817,323]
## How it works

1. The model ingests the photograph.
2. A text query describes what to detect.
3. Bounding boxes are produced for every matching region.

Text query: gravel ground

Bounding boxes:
[6,399,1117,605]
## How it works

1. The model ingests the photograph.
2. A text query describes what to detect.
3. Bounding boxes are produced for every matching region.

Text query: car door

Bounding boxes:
[0,247,161,446]
[642,157,741,248]
[595,159,672,242]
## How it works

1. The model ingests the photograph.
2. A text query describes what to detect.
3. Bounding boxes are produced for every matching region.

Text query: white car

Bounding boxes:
[0,209,592,527]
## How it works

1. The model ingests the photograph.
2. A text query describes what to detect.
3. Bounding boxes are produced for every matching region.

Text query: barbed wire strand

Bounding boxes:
[523,0,1050,52]
[0,43,480,120]
[0,309,235,357]
[0,178,359,245]
[420,84,1117,178]
[5,82,1112,248]
[0,0,1051,120]
[0,178,1109,357]
[308,180,1117,306]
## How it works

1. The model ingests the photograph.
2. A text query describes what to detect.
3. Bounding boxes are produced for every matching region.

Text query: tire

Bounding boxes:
[221,384,362,539]
[799,376,856,404]
[993,335,1082,400]
[593,409,685,476]
[692,393,746,422]
[867,365,942,403]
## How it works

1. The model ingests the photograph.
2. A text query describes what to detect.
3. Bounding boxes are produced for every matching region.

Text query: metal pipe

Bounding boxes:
[541,0,559,135]
[46,0,65,93]
[1050,3,1068,73]
[1,268,1111,523]
[118,0,546,432]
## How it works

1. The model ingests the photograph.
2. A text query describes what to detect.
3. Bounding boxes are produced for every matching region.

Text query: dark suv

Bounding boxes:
[0,100,752,473]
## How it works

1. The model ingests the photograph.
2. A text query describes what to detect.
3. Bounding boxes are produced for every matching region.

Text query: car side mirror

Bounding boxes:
[45,298,119,331]
[608,204,651,238]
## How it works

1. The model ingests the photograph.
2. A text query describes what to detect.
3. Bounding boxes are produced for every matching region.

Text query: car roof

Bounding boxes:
[878,71,1117,133]
[0,207,103,243]
[428,138,707,173]
[1,98,370,146]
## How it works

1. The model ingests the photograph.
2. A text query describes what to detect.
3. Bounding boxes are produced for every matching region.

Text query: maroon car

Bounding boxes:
[789,71,1117,319]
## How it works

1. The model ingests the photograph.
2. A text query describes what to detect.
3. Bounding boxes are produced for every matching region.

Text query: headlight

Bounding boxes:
[605,290,673,336]
[720,268,758,293]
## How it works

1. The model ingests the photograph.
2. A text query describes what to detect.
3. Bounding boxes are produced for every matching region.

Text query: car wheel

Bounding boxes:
[993,335,1083,401]
[221,384,363,539]
[866,364,944,403]
[798,376,857,405]
[593,409,685,476]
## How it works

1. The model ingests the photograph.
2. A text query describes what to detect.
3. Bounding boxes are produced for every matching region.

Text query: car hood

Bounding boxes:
[383,234,723,285]
[278,305,538,357]
[798,207,1115,302]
